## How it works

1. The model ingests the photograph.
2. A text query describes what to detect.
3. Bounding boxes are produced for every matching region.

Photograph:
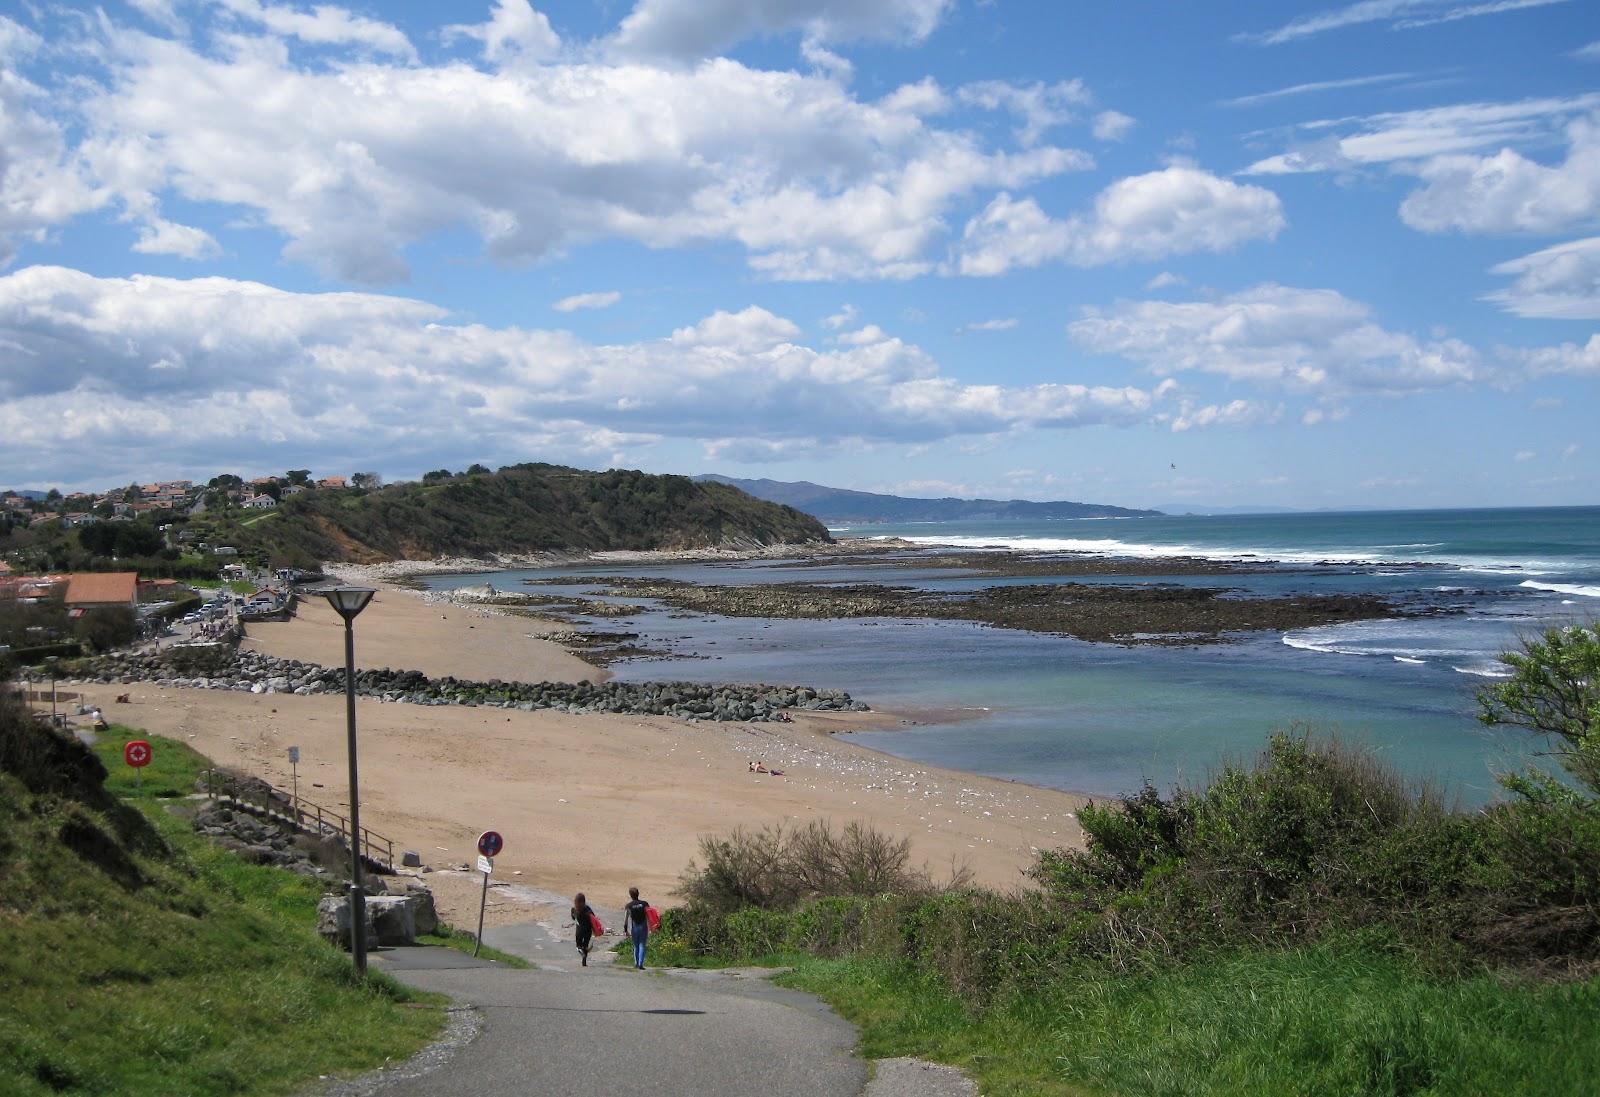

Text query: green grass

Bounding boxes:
[772,946,1600,1097]
[419,924,530,968]
[91,729,212,801]
[1,729,449,1095]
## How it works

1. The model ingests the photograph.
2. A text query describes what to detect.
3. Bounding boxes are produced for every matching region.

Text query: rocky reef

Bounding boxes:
[535,576,1413,646]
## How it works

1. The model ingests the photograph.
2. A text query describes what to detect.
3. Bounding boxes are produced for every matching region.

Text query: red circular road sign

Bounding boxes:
[124,740,152,768]
[477,830,503,857]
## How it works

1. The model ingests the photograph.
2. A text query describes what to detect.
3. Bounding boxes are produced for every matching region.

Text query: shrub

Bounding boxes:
[679,819,934,916]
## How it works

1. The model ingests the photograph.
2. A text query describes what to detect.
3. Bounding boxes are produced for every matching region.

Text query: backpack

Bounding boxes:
[588,910,605,936]
[645,905,662,933]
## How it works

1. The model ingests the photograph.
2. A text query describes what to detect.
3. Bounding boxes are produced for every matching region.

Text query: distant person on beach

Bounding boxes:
[622,886,650,969]
[571,892,598,966]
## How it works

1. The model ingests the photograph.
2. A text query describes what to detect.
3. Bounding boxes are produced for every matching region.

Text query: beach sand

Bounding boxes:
[79,584,1086,925]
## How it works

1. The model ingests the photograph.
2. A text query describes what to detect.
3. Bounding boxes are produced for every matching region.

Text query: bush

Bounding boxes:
[679,819,937,916]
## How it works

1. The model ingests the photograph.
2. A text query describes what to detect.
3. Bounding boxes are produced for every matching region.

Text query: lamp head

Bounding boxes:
[322,586,376,621]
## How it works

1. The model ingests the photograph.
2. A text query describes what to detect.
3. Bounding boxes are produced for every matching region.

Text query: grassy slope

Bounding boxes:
[774,947,1600,1097]
[0,721,446,1096]
[251,464,831,565]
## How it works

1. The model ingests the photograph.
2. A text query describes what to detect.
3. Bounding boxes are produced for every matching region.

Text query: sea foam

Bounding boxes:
[1519,580,1600,599]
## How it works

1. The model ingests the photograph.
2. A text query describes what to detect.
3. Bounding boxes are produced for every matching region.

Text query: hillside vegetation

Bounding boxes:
[254,464,830,565]
[0,698,444,1095]
[659,731,1600,1095]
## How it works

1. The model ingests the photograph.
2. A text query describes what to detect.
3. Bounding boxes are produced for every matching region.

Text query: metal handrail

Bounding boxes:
[204,768,395,870]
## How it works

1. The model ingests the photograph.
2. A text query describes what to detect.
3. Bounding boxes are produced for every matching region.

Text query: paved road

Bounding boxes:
[360,917,866,1097]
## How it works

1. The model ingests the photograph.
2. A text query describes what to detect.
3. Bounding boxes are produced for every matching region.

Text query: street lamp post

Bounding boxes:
[322,586,376,975]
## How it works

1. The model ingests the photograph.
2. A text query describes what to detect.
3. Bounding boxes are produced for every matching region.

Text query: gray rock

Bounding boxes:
[368,895,417,946]
[317,893,377,951]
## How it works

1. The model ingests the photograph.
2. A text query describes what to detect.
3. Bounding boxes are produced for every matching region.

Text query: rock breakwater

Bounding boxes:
[69,647,866,721]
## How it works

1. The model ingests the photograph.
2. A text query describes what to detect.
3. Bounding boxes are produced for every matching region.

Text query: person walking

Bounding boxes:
[622,886,650,970]
[571,892,599,967]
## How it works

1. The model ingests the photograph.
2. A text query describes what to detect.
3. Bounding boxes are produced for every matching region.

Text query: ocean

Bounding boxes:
[417,506,1600,808]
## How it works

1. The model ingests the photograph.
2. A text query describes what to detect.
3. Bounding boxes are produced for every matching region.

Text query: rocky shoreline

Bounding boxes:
[65,645,867,721]
[529,576,1418,646]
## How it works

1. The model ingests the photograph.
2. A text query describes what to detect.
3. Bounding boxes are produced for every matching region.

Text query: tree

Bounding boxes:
[422,469,455,483]
[285,469,311,486]
[74,607,136,653]
[209,473,242,489]
[466,463,490,476]
[351,471,382,490]
[1478,622,1600,799]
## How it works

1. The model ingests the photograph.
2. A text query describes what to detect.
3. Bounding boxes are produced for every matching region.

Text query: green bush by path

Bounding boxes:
[0,700,445,1096]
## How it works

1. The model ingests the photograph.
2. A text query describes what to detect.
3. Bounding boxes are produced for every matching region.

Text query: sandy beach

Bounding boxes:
[77,583,1086,925]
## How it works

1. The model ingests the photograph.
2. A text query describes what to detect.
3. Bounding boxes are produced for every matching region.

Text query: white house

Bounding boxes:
[242,494,277,509]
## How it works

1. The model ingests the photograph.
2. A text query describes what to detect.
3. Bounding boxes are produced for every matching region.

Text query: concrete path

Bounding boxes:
[357,917,866,1097]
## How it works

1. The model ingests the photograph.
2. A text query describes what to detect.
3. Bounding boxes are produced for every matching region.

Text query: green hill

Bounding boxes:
[252,464,831,565]
[0,696,443,1094]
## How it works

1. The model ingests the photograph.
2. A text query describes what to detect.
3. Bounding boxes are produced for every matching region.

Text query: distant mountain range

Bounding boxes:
[696,476,1161,524]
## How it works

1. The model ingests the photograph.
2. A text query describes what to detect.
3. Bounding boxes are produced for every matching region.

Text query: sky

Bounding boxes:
[0,0,1596,511]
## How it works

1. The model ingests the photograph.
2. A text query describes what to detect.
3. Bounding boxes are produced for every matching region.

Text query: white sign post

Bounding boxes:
[287,746,300,805]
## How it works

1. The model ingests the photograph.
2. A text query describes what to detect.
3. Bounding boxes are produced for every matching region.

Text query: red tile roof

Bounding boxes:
[64,572,138,607]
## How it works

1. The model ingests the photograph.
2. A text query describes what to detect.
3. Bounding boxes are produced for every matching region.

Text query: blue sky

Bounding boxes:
[1,0,1596,510]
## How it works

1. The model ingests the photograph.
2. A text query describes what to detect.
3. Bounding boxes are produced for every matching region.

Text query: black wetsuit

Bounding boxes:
[573,904,595,963]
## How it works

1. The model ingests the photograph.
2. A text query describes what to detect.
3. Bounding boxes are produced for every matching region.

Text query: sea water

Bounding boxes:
[418,506,1600,807]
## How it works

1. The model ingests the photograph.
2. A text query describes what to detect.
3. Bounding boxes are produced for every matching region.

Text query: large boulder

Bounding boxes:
[368,895,418,946]
[390,878,439,936]
[316,892,376,951]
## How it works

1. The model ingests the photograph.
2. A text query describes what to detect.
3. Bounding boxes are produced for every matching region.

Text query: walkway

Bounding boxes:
[354,915,866,1097]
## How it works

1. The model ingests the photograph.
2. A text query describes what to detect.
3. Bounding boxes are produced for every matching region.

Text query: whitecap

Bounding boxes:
[1453,665,1513,679]
[1393,656,1426,665]
[1518,580,1600,599]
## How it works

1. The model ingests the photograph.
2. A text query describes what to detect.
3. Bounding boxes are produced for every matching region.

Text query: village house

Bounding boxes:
[242,494,277,509]
[316,476,346,490]
[281,484,307,497]
[64,572,138,614]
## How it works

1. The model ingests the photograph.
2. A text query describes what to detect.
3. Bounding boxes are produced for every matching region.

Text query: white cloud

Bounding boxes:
[1514,449,1537,461]
[69,25,1091,283]
[1578,41,1600,60]
[823,304,858,330]
[1069,283,1480,395]
[1145,271,1186,290]
[1092,110,1135,141]
[1222,72,1417,108]
[1565,443,1581,458]
[957,79,1092,147]
[0,23,105,264]
[1242,94,1600,175]
[1168,399,1282,432]
[1505,333,1600,376]
[211,0,416,59]
[670,306,801,351]
[1242,0,1567,45]
[0,265,1173,483]
[444,0,561,66]
[1486,237,1600,318]
[132,218,222,259]
[610,0,952,61]
[1400,115,1600,234]
[953,166,1285,276]
[553,290,622,312]
[959,317,1018,332]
